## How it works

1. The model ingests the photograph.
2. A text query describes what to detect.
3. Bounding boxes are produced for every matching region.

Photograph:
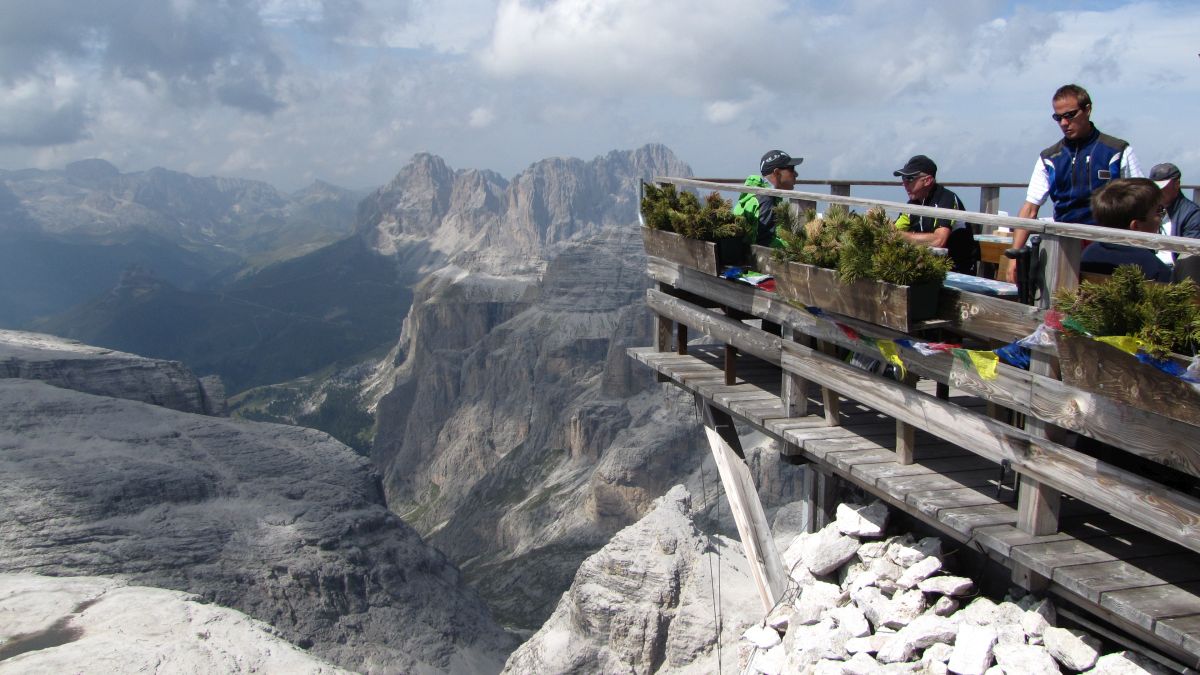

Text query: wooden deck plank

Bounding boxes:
[880,469,1001,496]
[1100,583,1200,632]
[1055,556,1200,603]
[909,486,1015,521]
[1155,616,1200,658]
[941,503,1018,538]
[1007,533,1175,579]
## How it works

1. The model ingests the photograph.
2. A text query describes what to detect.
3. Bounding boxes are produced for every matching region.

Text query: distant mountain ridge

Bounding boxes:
[1,159,363,256]
[0,159,364,326]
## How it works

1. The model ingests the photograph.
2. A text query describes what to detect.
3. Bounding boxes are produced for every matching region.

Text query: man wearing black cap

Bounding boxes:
[893,155,979,274]
[734,149,803,247]
[1150,163,1200,242]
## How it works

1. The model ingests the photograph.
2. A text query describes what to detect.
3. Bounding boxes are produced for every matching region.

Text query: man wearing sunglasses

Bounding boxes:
[893,155,979,274]
[1008,84,1143,282]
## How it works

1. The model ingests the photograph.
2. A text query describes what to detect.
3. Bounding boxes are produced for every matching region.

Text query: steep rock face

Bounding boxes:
[0,374,516,673]
[502,486,761,674]
[0,574,349,673]
[0,329,218,414]
[356,143,689,273]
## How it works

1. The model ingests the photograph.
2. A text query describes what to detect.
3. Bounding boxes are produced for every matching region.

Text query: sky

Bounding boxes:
[0,0,1197,212]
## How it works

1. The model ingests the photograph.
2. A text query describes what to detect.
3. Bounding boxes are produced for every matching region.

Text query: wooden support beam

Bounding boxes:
[781,326,810,418]
[724,345,736,386]
[896,372,919,465]
[818,340,841,426]
[696,394,787,611]
[676,323,688,355]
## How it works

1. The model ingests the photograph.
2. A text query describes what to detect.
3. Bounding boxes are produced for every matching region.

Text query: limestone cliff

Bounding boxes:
[0,336,516,673]
[369,145,809,631]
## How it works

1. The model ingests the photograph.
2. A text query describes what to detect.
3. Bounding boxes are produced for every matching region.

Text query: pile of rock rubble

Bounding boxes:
[741,502,1167,675]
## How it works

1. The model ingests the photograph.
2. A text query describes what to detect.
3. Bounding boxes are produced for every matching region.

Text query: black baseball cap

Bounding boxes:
[1149,162,1181,187]
[893,155,938,177]
[760,150,803,175]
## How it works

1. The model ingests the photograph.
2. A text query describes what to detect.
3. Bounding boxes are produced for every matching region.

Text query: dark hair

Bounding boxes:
[1053,84,1092,109]
[1090,178,1160,229]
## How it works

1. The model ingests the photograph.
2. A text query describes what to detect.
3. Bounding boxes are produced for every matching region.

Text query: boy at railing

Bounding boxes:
[1080,178,1171,282]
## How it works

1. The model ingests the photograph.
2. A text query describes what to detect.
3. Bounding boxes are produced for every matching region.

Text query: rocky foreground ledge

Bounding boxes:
[0,330,516,673]
[0,574,348,673]
[508,487,1168,675]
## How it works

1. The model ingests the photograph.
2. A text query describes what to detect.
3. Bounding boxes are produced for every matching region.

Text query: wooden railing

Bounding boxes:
[695,177,1200,222]
[643,176,1200,563]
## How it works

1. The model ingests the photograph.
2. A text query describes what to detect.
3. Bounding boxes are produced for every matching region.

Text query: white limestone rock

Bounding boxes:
[852,585,889,629]
[837,501,889,538]
[949,623,998,675]
[794,580,845,625]
[790,563,817,587]
[0,574,348,674]
[993,643,1061,674]
[959,597,1001,626]
[888,536,943,568]
[783,617,850,670]
[843,652,882,675]
[744,624,782,650]
[897,555,943,589]
[1043,627,1101,671]
[932,596,960,616]
[919,575,975,597]
[1083,650,1169,674]
[858,540,889,561]
[1020,598,1056,639]
[786,524,862,577]
[846,633,890,655]
[829,604,872,638]
[876,614,958,664]
[749,644,785,675]
[923,641,953,664]
[880,589,927,629]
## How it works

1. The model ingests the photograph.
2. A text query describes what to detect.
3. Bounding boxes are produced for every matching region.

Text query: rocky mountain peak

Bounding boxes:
[64,158,120,187]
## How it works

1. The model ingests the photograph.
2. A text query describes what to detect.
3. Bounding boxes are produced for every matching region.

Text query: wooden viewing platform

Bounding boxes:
[628,177,1200,670]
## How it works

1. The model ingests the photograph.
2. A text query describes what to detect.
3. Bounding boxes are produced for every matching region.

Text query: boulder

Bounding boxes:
[837,501,889,538]
[897,556,943,589]
[993,643,1061,674]
[919,575,975,597]
[1044,627,1101,671]
[948,623,998,675]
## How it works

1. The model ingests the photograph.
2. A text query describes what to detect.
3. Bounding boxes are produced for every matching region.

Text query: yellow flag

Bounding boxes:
[876,341,906,379]
[1094,335,1143,355]
[967,350,999,380]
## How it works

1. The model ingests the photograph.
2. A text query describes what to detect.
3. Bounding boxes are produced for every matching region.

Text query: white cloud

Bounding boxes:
[483,0,781,97]
[468,106,495,128]
[704,87,774,125]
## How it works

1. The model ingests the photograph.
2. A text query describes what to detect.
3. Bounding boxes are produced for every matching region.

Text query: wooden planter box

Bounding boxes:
[641,227,748,275]
[1056,334,1200,428]
[753,246,939,333]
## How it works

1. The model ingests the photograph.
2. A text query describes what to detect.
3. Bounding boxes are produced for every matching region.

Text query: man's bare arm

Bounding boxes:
[1007,201,1041,282]
[901,226,951,248]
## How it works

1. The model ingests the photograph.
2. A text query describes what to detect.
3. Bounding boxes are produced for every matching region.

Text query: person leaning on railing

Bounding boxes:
[891,154,980,275]
[1008,84,1144,283]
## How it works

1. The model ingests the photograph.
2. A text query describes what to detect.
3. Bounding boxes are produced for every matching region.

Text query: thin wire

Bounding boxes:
[699,440,724,673]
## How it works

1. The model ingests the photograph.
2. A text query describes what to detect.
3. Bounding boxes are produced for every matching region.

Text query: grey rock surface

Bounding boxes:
[0,573,349,673]
[501,486,761,674]
[0,329,217,414]
[0,377,516,673]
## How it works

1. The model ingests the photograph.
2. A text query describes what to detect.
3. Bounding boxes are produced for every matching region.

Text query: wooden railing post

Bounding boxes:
[780,326,809,417]
[817,341,841,426]
[654,284,673,382]
[1016,234,1080,541]
[830,183,851,198]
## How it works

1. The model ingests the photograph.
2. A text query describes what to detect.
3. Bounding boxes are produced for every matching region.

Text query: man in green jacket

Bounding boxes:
[734,150,802,247]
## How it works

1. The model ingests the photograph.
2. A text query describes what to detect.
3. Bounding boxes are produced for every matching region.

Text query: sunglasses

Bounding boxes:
[901,175,924,184]
[1051,108,1085,122]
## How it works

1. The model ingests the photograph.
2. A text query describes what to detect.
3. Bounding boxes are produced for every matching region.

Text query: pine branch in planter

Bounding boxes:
[639,183,748,241]
[1053,265,1200,357]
